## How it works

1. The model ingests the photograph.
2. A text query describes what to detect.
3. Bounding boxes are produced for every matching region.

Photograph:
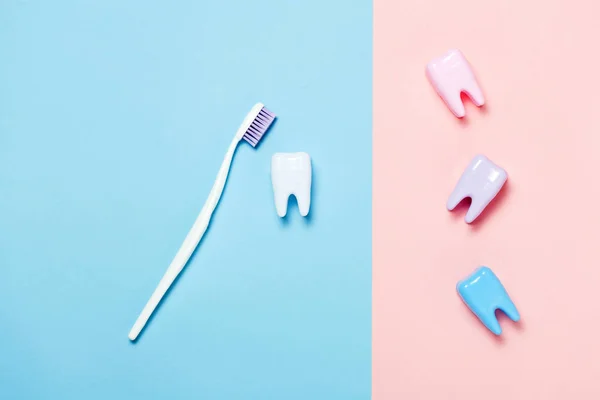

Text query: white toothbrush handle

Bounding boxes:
[128,133,242,341]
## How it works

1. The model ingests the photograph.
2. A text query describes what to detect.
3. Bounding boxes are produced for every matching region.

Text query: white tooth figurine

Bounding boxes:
[271,152,312,217]
[447,155,507,223]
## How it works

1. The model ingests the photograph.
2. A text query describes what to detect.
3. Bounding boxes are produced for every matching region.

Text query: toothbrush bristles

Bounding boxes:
[242,106,276,147]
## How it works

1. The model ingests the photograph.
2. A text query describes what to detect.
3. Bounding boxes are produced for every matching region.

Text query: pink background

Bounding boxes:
[373,0,600,398]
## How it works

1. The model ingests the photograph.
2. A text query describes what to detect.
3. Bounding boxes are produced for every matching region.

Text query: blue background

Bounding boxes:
[0,1,371,399]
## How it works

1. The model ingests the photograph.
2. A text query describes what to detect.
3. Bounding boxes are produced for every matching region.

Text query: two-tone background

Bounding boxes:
[2,1,600,399]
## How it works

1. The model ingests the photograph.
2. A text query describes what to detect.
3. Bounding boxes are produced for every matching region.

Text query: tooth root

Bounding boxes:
[426,49,484,118]
[447,155,507,224]
[465,197,487,224]
[434,87,465,118]
[457,267,520,336]
[294,186,311,217]
[274,190,291,218]
[446,186,468,211]
[482,311,503,336]
[271,152,312,218]
[461,76,485,107]
[448,93,466,118]
[497,296,520,323]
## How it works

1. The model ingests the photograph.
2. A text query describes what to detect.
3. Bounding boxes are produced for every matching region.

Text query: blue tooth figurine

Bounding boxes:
[457,267,520,335]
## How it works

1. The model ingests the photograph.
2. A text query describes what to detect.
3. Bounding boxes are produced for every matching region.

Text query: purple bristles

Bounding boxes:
[242,106,276,147]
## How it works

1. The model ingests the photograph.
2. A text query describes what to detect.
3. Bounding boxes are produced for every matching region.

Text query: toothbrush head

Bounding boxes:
[241,103,276,147]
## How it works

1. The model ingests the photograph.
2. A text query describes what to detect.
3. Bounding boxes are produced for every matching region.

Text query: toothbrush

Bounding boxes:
[129,103,276,341]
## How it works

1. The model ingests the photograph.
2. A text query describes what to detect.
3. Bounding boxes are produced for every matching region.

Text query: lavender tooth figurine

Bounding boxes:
[447,154,507,223]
